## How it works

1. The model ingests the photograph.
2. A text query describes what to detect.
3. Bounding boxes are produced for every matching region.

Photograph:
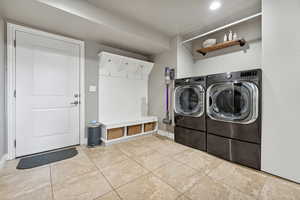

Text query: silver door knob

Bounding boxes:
[70,100,79,105]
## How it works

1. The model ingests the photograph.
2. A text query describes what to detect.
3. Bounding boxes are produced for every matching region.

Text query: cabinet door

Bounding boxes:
[174,126,206,151]
[207,133,261,169]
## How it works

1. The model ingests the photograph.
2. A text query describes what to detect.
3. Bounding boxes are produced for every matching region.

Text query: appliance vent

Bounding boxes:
[240,71,258,77]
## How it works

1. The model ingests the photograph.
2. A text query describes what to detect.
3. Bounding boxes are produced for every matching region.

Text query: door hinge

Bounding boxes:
[13,90,16,98]
[14,140,16,148]
[14,40,16,48]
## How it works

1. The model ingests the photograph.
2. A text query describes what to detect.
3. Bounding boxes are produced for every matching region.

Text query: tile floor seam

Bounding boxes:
[0,163,50,179]
[132,154,175,172]
[113,172,152,191]
[171,150,224,175]
[148,155,177,170]
[104,145,182,194]
[177,194,192,200]
[155,149,186,158]
[97,172,124,200]
[49,165,55,200]
[113,146,137,157]
[111,142,198,196]
[112,189,123,200]
[103,138,211,198]
[169,149,190,158]
[152,159,194,176]
[179,174,213,199]
[118,148,149,167]
[158,155,210,179]
[92,190,122,200]
[100,149,153,189]
[170,157,206,174]
[91,155,130,172]
[149,170,185,197]
[83,149,124,200]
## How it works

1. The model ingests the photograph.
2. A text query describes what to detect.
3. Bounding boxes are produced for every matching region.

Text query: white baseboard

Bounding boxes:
[157,130,174,140]
[0,154,8,169]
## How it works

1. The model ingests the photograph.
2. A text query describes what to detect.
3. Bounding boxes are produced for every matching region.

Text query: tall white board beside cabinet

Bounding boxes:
[98,52,157,145]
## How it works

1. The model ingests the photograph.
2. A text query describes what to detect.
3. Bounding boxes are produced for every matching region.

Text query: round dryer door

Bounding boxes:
[207,81,259,124]
[174,85,205,117]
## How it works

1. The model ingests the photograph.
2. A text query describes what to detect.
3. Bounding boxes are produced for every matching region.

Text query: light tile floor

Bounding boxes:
[0,134,300,200]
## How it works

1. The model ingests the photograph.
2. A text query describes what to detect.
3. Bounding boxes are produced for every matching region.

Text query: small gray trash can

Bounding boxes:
[87,122,102,147]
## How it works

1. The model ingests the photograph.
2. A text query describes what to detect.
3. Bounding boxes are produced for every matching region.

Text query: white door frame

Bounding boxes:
[6,23,86,160]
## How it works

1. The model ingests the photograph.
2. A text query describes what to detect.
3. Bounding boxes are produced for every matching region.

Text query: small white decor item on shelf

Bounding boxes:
[203,38,217,48]
[224,34,228,42]
[228,30,233,41]
[233,32,238,40]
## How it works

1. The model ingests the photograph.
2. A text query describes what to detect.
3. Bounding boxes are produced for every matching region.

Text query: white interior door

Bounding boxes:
[15,31,80,157]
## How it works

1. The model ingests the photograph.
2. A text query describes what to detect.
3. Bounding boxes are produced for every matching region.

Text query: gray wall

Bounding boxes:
[0,18,6,159]
[261,0,300,183]
[193,41,261,76]
[84,41,149,127]
[148,37,178,132]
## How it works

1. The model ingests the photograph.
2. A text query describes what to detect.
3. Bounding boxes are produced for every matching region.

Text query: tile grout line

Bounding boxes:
[127,147,192,196]
[92,144,171,196]
[134,141,224,199]
[83,148,125,200]
[118,136,201,198]
[130,149,176,172]
[113,172,152,191]
[149,170,185,197]
[173,154,223,177]
[88,136,255,200]
[111,148,153,191]
[49,165,55,200]
[176,194,193,200]
[82,141,157,199]
[148,161,206,200]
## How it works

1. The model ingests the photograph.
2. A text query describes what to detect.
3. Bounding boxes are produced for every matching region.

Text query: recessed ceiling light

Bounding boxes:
[210,1,221,10]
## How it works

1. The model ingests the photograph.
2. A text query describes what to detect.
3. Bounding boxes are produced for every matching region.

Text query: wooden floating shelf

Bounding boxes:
[197,39,246,56]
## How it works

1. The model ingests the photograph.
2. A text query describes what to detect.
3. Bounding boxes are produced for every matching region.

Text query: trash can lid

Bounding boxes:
[87,122,102,128]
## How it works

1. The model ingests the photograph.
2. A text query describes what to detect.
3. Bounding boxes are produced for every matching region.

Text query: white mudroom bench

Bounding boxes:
[100,116,158,145]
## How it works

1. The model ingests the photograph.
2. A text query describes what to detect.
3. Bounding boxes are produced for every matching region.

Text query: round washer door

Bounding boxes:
[207,81,259,124]
[174,85,205,117]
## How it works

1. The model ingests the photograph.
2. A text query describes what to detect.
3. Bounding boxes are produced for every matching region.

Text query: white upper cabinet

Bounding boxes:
[98,52,154,80]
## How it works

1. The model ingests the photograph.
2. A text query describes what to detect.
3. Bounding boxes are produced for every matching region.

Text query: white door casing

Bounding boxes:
[6,24,85,159]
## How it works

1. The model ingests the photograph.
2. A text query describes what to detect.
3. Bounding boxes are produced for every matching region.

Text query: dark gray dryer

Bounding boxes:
[174,76,206,151]
[206,69,262,169]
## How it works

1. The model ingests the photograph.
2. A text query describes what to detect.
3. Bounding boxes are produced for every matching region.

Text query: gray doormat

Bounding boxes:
[17,148,78,169]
